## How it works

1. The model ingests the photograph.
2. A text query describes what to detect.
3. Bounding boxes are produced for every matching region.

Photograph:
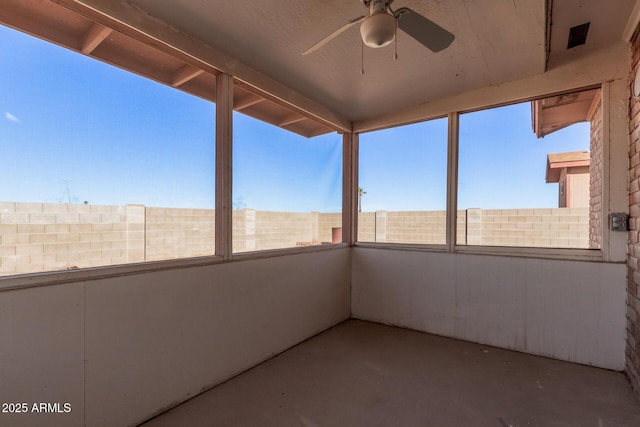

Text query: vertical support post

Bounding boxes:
[446,112,459,252]
[602,79,630,262]
[215,73,233,260]
[342,132,359,244]
[601,81,611,261]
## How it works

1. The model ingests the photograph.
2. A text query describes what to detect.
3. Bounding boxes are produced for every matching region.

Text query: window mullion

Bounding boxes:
[343,132,359,245]
[446,112,459,252]
[215,73,233,260]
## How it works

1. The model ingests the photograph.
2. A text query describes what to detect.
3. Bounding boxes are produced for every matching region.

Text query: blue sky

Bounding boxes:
[234,117,342,212]
[359,118,448,211]
[0,25,216,209]
[0,24,589,213]
[360,103,589,212]
[458,104,589,209]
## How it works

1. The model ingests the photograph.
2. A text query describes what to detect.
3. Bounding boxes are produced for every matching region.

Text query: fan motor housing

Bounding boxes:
[361,12,396,48]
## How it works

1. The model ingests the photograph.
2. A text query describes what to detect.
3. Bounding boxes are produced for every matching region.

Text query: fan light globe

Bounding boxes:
[360,12,396,48]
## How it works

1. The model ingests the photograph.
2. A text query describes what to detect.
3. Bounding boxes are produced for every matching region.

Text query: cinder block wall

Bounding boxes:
[385,211,446,244]
[317,213,342,243]
[0,202,132,274]
[146,207,215,261]
[627,26,640,398]
[0,205,343,274]
[254,211,313,250]
[466,208,589,248]
[0,204,590,276]
[358,208,588,248]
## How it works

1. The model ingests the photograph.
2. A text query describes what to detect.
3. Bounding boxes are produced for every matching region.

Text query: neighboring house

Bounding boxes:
[546,151,590,208]
[531,89,598,209]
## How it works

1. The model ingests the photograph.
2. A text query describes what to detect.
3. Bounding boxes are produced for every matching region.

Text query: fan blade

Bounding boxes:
[395,7,454,53]
[302,15,367,55]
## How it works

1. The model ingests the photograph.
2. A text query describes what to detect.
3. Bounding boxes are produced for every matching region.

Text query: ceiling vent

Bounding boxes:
[567,22,590,49]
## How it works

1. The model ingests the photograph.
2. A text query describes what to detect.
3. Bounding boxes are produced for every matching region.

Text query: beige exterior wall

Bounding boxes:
[568,171,590,208]
[559,169,568,208]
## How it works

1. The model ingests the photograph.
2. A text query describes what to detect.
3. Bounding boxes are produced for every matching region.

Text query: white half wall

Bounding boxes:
[351,247,626,371]
[0,248,350,427]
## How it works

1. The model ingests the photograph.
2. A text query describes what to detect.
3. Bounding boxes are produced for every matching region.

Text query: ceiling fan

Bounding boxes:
[302,0,455,55]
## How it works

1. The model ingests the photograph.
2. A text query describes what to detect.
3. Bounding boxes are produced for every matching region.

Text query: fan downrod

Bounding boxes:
[361,0,395,11]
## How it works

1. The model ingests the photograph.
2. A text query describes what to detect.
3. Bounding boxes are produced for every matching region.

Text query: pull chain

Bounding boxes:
[361,38,365,75]
[394,19,398,60]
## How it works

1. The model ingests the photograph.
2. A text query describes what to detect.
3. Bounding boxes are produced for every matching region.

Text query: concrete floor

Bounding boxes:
[141,320,640,427]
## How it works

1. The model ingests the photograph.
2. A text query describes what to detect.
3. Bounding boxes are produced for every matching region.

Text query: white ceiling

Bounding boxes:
[126,0,635,123]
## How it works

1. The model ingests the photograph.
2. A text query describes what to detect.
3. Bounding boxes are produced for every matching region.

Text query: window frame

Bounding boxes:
[0,0,625,291]
[0,5,349,288]
[355,116,450,248]
[354,88,610,263]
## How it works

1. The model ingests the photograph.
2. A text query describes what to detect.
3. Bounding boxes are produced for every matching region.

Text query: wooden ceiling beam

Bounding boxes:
[234,94,265,111]
[171,64,204,87]
[278,114,307,127]
[81,22,112,54]
[586,90,602,122]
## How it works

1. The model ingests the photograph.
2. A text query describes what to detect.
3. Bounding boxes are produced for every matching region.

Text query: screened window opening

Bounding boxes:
[456,88,601,249]
[357,118,448,245]
[0,24,216,276]
[232,110,342,253]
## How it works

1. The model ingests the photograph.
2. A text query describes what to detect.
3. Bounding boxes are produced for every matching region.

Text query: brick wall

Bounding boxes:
[590,93,604,249]
[627,27,640,398]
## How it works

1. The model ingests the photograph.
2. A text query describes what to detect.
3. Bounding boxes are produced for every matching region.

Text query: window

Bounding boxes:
[0,24,216,276]
[456,89,599,249]
[232,112,342,253]
[358,118,448,245]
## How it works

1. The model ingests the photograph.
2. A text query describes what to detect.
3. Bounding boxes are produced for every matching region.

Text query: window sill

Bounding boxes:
[354,242,605,262]
[0,243,351,292]
[0,255,224,292]
[231,242,349,262]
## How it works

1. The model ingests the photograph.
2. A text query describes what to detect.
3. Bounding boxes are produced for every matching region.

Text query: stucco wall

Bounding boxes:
[569,171,590,208]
